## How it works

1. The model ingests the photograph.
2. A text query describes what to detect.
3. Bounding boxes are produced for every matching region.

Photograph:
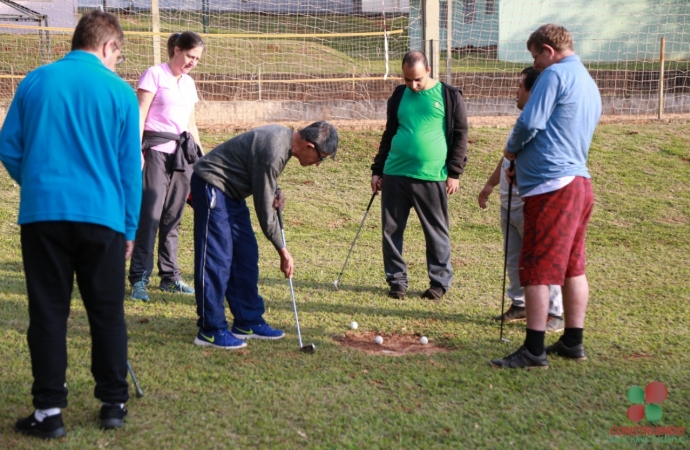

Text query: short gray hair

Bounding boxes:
[299,121,338,158]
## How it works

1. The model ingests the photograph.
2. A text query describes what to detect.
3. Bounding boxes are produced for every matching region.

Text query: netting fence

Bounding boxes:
[0,0,688,121]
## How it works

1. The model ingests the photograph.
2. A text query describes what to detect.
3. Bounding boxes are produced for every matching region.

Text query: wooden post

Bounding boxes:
[151,0,161,65]
[658,37,665,120]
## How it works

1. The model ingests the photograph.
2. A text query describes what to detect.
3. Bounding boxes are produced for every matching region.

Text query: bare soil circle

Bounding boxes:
[333,331,449,356]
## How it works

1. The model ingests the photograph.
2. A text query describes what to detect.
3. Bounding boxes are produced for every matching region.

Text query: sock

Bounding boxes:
[35,408,60,422]
[561,328,584,348]
[524,328,545,356]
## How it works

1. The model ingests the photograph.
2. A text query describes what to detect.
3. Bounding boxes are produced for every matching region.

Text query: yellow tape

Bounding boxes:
[0,74,401,83]
[0,23,404,38]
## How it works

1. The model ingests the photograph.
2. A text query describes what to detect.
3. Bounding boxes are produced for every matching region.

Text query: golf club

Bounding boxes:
[499,160,516,343]
[127,360,144,398]
[333,191,378,291]
[276,206,316,353]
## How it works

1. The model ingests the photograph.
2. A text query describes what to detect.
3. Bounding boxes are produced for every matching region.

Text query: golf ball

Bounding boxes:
[374,336,384,345]
[420,336,429,345]
[350,321,358,330]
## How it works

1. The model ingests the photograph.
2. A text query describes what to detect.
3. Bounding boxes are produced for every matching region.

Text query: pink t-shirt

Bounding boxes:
[138,63,199,154]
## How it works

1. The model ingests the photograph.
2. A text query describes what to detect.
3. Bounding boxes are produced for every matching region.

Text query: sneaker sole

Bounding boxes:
[489,362,549,370]
[14,426,67,439]
[100,418,125,430]
[231,333,285,341]
[159,288,195,295]
[193,338,247,349]
[545,327,565,334]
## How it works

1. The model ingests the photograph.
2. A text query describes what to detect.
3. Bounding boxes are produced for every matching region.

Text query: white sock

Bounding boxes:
[35,408,60,422]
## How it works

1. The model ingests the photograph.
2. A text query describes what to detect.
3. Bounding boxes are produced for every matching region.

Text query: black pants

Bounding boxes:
[129,149,192,285]
[21,222,129,409]
[381,175,453,290]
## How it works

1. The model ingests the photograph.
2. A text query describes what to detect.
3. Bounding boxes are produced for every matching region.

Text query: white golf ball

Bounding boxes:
[420,336,429,345]
[374,336,384,345]
[350,321,358,330]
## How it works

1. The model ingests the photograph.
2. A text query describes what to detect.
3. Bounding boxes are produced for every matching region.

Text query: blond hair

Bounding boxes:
[526,24,574,53]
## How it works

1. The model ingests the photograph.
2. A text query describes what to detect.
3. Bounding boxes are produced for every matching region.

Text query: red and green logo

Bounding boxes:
[626,381,667,422]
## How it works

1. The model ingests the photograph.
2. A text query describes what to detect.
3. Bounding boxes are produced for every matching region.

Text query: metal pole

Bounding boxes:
[202,0,209,34]
[446,0,452,84]
[658,37,665,120]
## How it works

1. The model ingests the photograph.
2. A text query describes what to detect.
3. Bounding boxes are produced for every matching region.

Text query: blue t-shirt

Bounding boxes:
[506,55,602,196]
[0,51,142,239]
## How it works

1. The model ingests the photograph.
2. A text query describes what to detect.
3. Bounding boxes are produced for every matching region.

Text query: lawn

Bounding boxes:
[0,123,689,448]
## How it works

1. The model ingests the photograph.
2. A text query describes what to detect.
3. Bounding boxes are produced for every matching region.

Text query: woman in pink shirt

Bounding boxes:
[129,31,204,301]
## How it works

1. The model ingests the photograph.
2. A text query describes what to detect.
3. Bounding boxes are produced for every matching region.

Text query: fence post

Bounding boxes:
[658,37,665,120]
[446,0,452,84]
[421,0,440,79]
[152,0,161,65]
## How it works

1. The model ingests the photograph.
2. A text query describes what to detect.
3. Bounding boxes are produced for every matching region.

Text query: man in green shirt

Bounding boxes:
[371,51,469,300]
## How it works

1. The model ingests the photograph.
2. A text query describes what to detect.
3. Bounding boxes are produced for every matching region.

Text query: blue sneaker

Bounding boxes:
[231,323,285,340]
[160,280,194,295]
[194,329,247,349]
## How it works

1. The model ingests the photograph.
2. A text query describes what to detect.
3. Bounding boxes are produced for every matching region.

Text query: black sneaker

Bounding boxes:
[387,285,406,299]
[14,412,66,439]
[490,345,549,369]
[100,404,127,430]
[421,286,446,300]
[545,339,587,361]
[493,305,526,322]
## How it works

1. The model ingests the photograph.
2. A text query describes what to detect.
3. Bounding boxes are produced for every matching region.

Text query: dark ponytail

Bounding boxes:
[167,31,204,59]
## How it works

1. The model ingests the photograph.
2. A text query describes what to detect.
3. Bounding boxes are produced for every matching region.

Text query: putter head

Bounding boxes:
[301,343,316,353]
[332,280,339,291]
[135,389,144,398]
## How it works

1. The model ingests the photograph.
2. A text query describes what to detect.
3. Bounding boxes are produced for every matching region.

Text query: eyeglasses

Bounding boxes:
[112,42,126,66]
[313,144,327,162]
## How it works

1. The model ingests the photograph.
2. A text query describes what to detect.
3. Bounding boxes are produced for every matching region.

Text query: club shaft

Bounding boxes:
[500,161,515,341]
[277,207,305,348]
[335,192,377,285]
[126,361,143,395]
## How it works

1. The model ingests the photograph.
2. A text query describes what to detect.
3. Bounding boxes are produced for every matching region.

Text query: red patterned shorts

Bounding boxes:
[519,176,594,286]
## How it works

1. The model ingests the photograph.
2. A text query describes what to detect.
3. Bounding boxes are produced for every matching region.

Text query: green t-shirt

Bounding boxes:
[384,82,447,181]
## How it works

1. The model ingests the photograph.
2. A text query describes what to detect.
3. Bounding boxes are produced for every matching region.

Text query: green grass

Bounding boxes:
[1,123,689,448]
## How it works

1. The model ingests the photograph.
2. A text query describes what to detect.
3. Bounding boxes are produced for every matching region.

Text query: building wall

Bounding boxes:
[0,0,76,28]
[498,0,690,62]
[409,0,499,51]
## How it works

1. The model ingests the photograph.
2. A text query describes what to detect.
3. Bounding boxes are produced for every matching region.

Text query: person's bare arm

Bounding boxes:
[136,89,155,168]
[188,108,204,155]
[478,157,503,209]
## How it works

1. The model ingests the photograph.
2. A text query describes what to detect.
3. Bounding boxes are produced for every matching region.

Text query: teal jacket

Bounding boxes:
[0,51,141,239]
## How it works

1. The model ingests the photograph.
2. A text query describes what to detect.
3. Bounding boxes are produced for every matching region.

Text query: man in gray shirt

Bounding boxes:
[191,121,338,349]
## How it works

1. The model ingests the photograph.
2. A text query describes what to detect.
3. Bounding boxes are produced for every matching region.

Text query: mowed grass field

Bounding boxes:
[0,123,689,448]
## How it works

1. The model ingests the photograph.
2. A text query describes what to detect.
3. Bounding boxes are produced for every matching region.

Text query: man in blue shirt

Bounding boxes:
[490,24,602,369]
[0,10,141,437]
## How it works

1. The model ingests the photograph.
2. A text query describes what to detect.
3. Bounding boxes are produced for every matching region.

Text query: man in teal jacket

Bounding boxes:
[0,10,141,437]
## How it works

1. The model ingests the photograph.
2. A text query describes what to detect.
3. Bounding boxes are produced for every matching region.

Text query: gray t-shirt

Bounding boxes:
[193,125,293,250]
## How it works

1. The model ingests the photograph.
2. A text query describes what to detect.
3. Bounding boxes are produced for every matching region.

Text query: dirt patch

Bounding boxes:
[333,331,449,356]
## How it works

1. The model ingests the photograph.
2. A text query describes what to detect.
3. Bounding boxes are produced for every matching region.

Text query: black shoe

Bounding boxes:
[545,339,587,361]
[490,345,549,369]
[14,412,66,439]
[387,285,406,299]
[421,286,446,300]
[493,305,526,322]
[100,404,128,430]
